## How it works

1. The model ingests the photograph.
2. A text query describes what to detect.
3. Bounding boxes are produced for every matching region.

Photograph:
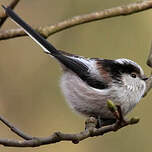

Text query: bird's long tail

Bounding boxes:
[2,5,59,56]
[2,5,90,80]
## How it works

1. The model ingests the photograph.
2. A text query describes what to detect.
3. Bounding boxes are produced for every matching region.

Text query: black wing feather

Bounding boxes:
[2,5,108,90]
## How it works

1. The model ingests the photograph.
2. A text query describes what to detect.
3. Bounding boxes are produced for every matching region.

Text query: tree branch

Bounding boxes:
[0,0,20,28]
[0,115,33,140]
[143,42,152,96]
[0,103,139,147]
[0,0,152,40]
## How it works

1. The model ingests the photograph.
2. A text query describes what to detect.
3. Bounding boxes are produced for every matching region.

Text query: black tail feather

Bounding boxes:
[2,5,58,56]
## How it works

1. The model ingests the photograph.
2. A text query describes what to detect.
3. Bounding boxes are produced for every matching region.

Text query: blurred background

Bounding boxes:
[0,0,152,151]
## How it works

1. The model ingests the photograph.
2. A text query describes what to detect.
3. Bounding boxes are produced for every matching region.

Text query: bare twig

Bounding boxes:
[0,115,33,140]
[0,0,20,28]
[0,0,152,40]
[144,75,152,96]
[143,42,152,96]
[147,41,152,67]
[0,103,139,147]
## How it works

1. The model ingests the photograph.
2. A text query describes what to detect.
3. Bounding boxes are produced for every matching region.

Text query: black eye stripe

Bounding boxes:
[96,59,141,81]
[97,60,140,74]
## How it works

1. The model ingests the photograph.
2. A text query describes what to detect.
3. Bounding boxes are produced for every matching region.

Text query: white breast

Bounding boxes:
[60,71,146,119]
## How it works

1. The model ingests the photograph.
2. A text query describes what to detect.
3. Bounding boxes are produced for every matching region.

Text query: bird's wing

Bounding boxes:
[2,5,108,90]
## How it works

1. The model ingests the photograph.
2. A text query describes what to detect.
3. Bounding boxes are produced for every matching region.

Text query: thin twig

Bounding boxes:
[0,0,20,28]
[0,112,139,147]
[0,0,152,40]
[143,41,152,96]
[0,115,33,140]
[144,75,152,96]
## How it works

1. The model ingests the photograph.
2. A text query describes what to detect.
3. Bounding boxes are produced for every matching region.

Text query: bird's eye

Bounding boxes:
[131,73,137,78]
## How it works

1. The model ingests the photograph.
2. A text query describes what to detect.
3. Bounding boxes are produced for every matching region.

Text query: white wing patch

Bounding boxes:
[67,56,105,81]
[68,56,91,67]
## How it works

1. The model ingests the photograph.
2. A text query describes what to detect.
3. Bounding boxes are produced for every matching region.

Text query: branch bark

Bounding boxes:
[0,0,152,40]
[0,106,139,147]
[144,42,152,96]
[0,0,20,28]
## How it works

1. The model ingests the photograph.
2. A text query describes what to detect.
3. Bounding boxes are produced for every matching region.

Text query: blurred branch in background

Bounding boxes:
[0,0,152,148]
[144,42,152,96]
[0,0,152,40]
[0,0,20,28]
[0,101,139,147]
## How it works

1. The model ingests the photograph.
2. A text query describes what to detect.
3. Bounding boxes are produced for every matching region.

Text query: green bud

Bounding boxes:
[107,100,117,112]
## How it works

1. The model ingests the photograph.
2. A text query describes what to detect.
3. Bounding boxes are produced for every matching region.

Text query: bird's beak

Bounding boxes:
[142,75,148,81]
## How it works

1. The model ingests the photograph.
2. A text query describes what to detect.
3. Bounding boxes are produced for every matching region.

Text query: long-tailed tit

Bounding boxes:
[3,6,148,126]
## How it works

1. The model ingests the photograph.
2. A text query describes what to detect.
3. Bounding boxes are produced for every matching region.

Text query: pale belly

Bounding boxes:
[60,71,145,119]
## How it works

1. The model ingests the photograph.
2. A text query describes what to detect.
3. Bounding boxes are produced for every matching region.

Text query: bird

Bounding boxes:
[2,5,148,127]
